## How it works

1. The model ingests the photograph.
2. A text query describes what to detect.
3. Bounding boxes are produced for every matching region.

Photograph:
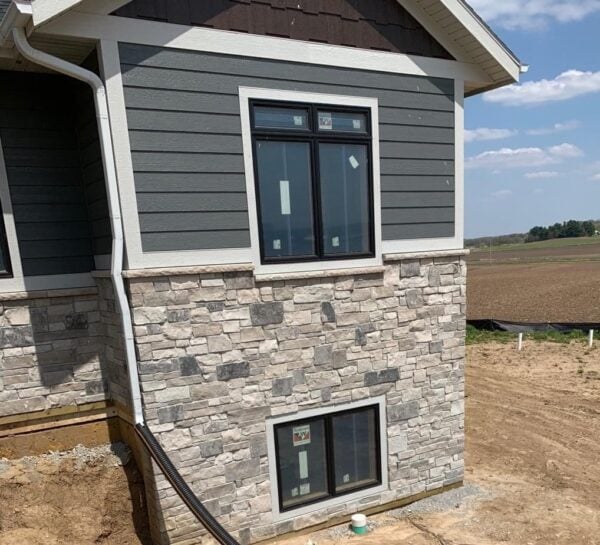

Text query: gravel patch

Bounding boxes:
[0,442,131,474]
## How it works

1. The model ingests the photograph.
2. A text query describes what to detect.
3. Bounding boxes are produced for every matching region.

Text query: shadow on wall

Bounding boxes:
[0,295,109,415]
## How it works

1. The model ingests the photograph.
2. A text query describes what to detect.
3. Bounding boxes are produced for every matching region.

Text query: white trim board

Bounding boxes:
[266,396,389,522]
[239,87,383,276]
[38,12,491,85]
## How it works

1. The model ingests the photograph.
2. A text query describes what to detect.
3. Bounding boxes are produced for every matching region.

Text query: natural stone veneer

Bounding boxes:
[130,256,466,545]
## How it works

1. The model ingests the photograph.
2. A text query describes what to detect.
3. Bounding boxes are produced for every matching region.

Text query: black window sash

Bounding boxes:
[273,405,382,513]
[250,100,376,265]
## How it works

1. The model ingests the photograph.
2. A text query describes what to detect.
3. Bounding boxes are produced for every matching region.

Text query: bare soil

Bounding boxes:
[468,240,600,265]
[467,262,600,321]
[276,340,600,545]
[0,444,152,545]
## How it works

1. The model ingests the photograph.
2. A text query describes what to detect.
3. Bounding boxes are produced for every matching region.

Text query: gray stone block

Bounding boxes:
[217,361,250,381]
[333,349,348,369]
[85,380,106,395]
[320,302,336,323]
[206,301,225,312]
[406,289,424,309]
[388,400,420,421]
[178,356,201,376]
[158,404,184,424]
[401,261,421,277]
[355,323,376,346]
[250,302,284,326]
[65,312,88,330]
[314,344,333,365]
[167,309,190,322]
[0,326,33,349]
[272,377,294,397]
[364,368,399,386]
[200,439,224,458]
[226,459,261,482]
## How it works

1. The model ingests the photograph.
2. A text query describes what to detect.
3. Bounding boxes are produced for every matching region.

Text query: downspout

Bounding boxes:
[11,28,241,545]
[12,27,145,425]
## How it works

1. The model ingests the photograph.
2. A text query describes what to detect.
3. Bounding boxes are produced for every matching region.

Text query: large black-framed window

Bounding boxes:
[0,200,12,278]
[250,100,375,265]
[273,405,381,512]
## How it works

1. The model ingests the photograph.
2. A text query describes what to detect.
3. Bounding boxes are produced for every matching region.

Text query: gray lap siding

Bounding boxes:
[118,43,455,254]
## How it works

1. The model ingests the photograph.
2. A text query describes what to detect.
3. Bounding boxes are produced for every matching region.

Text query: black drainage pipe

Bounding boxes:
[135,423,240,545]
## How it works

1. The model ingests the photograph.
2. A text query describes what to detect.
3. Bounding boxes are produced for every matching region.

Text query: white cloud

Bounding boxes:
[592,173,600,181]
[525,171,560,179]
[491,189,513,199]
[467,143,584,170]
[468,0,600,30]
[465,128,517,143]
[484,70,600,106]
[548,143,584,158]
[527,120,581,135]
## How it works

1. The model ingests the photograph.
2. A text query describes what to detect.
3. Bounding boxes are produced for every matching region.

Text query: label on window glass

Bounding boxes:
[300,483,311,496]
[292,424,311,446]
[318,112,333,130]
[348,155,360,169]
[279,180,291,215]
[299,451,309,479]
[293,115,304,126]
[291,487,299,497]
[353,119,362,129]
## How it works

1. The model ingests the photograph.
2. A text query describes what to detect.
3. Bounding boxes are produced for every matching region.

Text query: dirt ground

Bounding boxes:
[0,443,152,545]
[467,262,600,321]
[276,340,600,545]
[468,240,600,265]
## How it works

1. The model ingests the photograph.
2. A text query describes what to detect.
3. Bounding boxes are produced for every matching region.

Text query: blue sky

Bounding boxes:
[464,1,600,238]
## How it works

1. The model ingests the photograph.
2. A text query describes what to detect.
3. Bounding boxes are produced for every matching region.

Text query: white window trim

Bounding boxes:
[239,87,383,276]
[266,396,389,522]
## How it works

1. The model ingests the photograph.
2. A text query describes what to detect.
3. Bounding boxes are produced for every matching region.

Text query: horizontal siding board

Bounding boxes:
[120,65,454,110]
[16,222,92,241]
[130,151,245,173]
[21,256,94,276]
[10,185,87,205]
[381,159,454,176]
[20,238,94,259]
[119,44,455,95]
[380,142,454,160]
[126,109,241,134]
[381,175,455,192]
[142,230,252,252]
[129,131,243,154]
[140,211,249,232]
[0,128,77,149]
[3,148,81,168]
[12,204,90,222]
[119,46,455,250]
[382,207,454,224]
[4,167,82,186]
[136,193,248,213]
[381,192,454,208]
[134,173,247,193]
[383,222,455,239]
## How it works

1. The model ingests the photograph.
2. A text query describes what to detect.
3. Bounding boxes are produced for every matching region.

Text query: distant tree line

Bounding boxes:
[526,220,597,242]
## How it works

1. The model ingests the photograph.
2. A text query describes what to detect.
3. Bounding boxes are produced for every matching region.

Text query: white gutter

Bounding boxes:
[12,27,144,425]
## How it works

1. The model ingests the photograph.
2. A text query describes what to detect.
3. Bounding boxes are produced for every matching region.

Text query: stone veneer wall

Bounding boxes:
[0,288,107,418]
[129,255,466,545]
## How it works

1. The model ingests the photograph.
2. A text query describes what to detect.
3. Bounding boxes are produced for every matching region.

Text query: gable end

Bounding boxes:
[113,0,454,60]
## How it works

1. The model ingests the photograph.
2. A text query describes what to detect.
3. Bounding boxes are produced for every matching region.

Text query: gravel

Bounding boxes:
[0,442,131,473]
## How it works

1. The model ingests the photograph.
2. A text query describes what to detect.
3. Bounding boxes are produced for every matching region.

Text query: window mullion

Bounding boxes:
[325,415,336,499]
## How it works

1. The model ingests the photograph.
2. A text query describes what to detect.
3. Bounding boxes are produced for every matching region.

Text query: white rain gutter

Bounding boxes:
[12,27,144,425]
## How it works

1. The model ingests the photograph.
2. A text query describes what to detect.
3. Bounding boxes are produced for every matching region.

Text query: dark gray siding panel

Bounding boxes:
[0,71,96,276]
[119,43,455,250]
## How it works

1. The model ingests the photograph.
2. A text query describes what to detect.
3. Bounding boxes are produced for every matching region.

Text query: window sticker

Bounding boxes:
[319,112,333,130]
[343,473,350,483]
[300,483,311,496]
[279,180,291,215]
[292,424,311,446]
[291,487,299,497]
[332,236,340,248]
[348,155,360,169]
[293,115,304,126]
[353,119,362,129]
[299,451,309,479]
[273,239,282,250]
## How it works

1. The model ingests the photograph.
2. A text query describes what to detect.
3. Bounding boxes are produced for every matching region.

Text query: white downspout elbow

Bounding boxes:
[12,27,144,425]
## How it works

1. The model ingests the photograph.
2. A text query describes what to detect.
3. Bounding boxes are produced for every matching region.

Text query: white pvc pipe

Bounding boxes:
[590,330,595,349]
[12,28,144,425]
[518,333,523,351]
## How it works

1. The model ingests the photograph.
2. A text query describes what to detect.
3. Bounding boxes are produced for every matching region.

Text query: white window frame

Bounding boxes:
[266,396,389,522]
[240,87,383,275]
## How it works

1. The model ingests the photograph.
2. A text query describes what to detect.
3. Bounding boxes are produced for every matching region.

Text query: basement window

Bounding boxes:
[273,404,382,512]
[250,100,375,265]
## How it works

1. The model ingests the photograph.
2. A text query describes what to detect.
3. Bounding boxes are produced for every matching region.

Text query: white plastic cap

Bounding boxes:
[351,514,367,528]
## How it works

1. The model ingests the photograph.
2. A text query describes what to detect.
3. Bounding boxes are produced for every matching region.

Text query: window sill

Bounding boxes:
[254,264,386,282]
